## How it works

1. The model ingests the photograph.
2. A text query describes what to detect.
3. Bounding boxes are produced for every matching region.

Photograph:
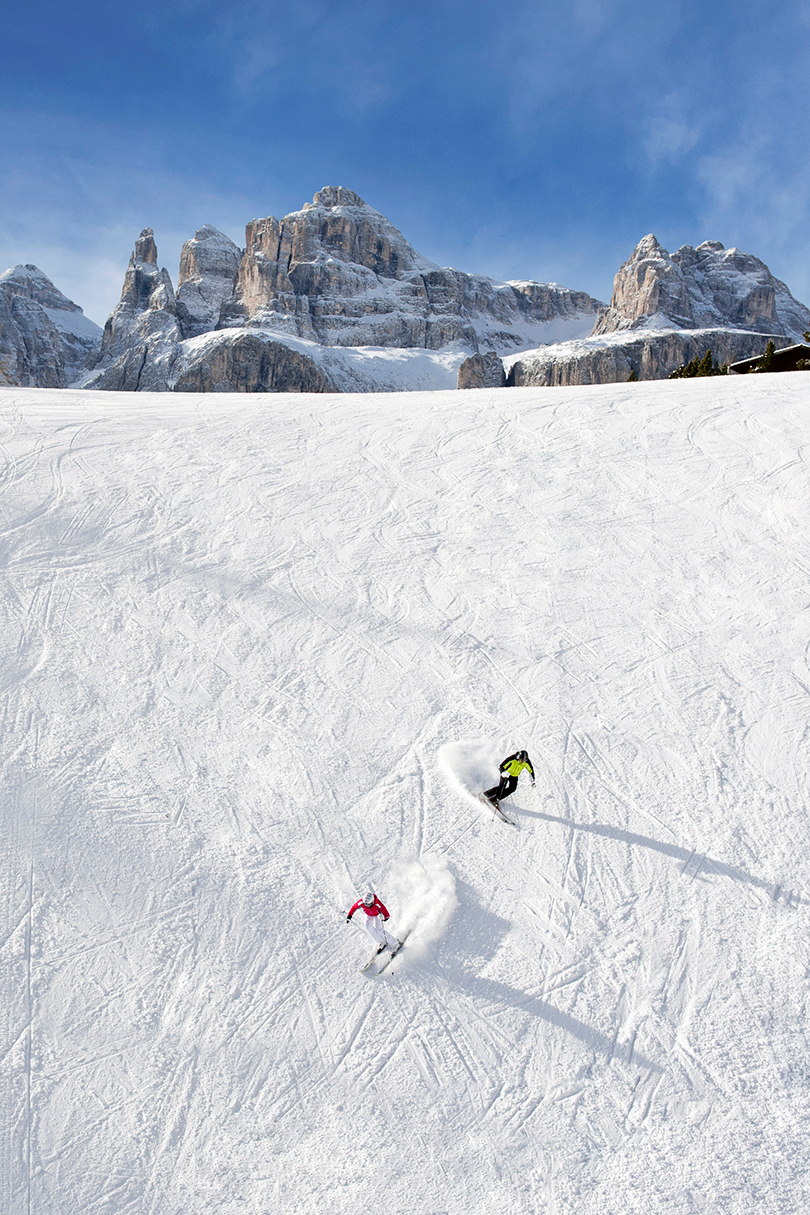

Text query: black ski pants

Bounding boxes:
[484,774,518,803]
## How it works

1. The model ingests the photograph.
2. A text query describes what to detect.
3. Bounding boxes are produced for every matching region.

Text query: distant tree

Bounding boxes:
[668,348,728,379]
[627,369,638,382]
[751,340,776,373]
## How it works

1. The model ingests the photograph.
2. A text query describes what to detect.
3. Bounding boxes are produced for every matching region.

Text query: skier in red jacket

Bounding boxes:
[347,891,400,955]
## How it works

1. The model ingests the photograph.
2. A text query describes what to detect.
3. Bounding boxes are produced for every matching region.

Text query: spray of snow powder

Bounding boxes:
[386,854,458,961]
[437,739,506,807]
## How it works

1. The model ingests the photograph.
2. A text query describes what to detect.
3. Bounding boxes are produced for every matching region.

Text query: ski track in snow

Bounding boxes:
[0,377,809,1212]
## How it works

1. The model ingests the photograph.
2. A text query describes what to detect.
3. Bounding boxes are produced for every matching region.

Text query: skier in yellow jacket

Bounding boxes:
[482,750,535,811]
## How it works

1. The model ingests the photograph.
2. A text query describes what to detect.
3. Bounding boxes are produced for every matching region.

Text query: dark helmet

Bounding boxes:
[363,892,375,906]
[517,749,528,762]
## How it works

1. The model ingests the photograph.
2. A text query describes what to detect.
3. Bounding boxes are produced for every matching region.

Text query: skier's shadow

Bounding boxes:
[450,969,661,1073]
[434,881,661,1072]
[516,806,805,907]
[439,877,513,968]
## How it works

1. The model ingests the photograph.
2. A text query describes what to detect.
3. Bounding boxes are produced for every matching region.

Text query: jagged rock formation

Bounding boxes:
[506,327,784,388]
[10,199,810,395]
[219,187,601,352]
[172,333,335,394]
[508,233,810,388]
[176,226,242,338]
[457,351,506,389]
[0,265,101,387]
[83,188,602,393]
[84,230,181,391]
[594,235,810,339]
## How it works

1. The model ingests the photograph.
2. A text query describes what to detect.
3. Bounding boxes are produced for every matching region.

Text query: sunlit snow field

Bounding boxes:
[1,375,809,1214]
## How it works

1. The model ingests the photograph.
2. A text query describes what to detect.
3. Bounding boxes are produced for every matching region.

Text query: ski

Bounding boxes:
[478,792,517,826]
[375,935,408,976]
[360,945,387,974]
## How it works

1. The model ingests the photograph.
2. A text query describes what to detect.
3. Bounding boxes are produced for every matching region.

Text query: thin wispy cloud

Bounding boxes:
[0,110,259,323]
[697,141,810,301]
[641,94,705,168]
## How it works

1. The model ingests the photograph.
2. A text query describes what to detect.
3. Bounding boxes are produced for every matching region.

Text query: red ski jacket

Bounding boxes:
[348,896,389,921]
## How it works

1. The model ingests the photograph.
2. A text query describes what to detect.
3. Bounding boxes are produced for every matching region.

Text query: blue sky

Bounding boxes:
[2,0,808,326]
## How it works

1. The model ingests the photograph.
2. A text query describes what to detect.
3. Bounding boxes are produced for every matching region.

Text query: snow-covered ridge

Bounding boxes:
[504,323,794,387]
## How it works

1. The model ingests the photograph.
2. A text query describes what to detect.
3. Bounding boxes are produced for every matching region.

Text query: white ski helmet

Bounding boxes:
[363,892,375,906]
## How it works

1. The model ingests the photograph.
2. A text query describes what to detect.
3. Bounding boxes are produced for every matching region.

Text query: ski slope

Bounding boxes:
[1,373,809,1214]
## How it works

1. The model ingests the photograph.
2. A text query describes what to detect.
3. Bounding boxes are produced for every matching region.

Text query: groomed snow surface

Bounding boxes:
[1,374,809,1214]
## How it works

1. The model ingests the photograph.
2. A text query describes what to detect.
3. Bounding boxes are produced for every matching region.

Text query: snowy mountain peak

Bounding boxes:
[82,229,180,391]
[216,187,600,353]
[177,226,242,338]
[177,224,242,281]
[0,262,101,386]
[0,263,84,314]
[132,228,159,267]
[635,233,669,258]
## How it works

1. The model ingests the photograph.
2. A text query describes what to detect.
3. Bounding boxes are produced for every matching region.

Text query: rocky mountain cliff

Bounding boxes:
[218,186,599,351]
[502,234,810,389]
[6,199,810,393]
[594,234,810,338]
[0,265,101,387]
[176,225,242,338]
[89,229,182,392]
[81,187,603,393]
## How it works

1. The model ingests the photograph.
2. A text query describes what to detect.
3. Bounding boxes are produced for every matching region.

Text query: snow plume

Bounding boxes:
[387,855,458,960]
[437,739,504,806]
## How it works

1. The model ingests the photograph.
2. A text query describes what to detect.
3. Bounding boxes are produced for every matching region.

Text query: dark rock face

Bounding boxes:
[172,334,336,394]
[0,265,102,386]
[457,351,506,389]
[594,235,810,339]
[507,328,785,387]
